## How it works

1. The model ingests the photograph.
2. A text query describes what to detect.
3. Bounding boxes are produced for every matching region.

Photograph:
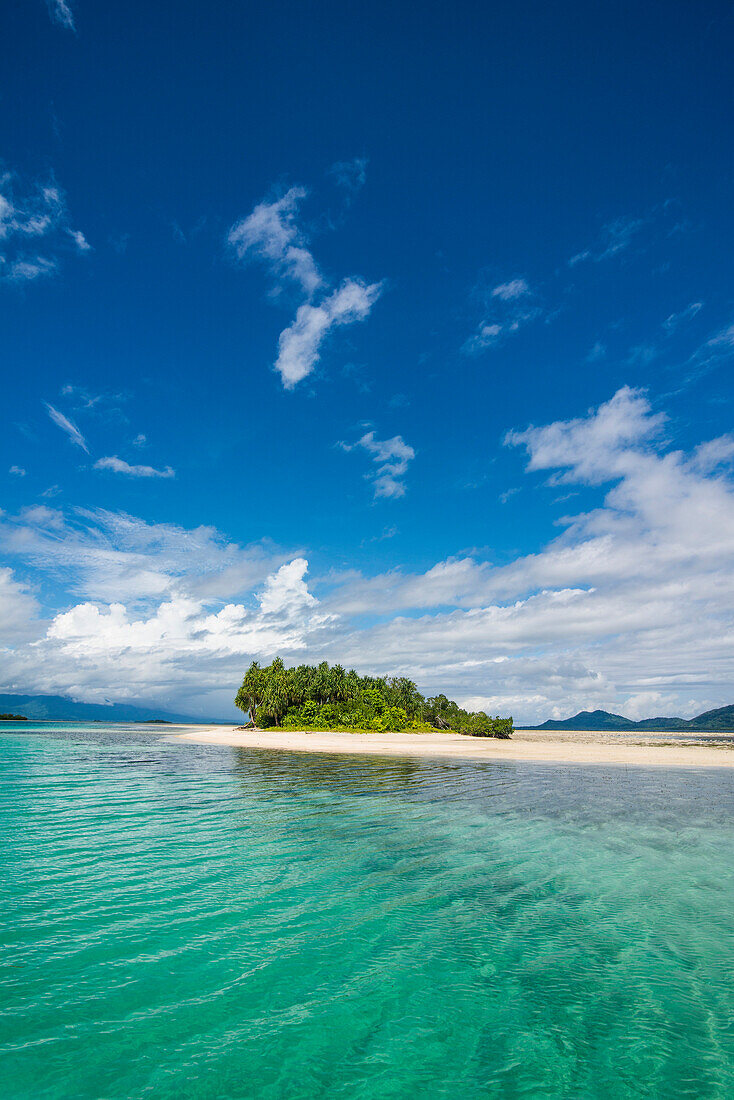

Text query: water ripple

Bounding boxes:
[2,725,734,1098]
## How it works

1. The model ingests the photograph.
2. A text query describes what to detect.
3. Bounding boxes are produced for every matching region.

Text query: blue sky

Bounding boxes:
[2,0,734,721]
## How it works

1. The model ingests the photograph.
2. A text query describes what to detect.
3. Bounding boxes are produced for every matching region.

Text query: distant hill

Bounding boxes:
[0,693,203,724]
[527,705,734,732]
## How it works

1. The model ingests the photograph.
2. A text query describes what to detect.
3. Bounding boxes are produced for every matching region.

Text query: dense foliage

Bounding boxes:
[235,659,513,738]
[0,713,27,721]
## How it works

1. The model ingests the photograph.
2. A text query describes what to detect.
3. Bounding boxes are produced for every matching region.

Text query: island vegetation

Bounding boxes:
[235,658,513,737]
[0,713,27,721]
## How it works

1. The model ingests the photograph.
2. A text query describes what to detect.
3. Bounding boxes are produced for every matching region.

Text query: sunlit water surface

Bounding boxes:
[2,723,734,1098]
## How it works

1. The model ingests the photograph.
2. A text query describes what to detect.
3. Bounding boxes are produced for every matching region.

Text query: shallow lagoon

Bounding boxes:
[2,724,734,1098]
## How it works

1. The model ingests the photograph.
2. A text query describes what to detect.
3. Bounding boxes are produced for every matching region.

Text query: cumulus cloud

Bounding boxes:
[0,172,87,282]
[45,403,89,453]
[259,558,318,616]
[322,388,734,718]
[341,430,416,499]
[276,278,382,388]
[227,186,322,297]
[94,456,175,479]
[504,385,665,483]
[0,537,329,715]
[5,390,734,721]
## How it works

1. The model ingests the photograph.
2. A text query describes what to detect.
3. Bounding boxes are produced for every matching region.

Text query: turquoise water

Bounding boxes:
[2,725,734,1098]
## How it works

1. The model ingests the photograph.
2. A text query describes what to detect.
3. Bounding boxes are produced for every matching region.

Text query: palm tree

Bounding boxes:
[261,671,290,726]
[329,664,350,703]
[235,661,266,725]
[289,664,314,707]
[312,661,331,704]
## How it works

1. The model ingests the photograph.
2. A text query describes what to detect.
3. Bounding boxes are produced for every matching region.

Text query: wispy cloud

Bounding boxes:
[60,383,123,410]
[569,215,645,266]
[491,278,530,301]
[662,301,703,335]
[464,276,541,354]
[47,0,76,31]
[1,171,88,283]
[682,319,734,387]
[228,186,322,297]
[9,465,26,477]
[45,403,89,454]
[229,181,382,388]
[328,157,368,199]
[94,456,175,479]
[341,430,416,498]
[5,390,734,721]
[66,228,90,252]
[276,278,382,389]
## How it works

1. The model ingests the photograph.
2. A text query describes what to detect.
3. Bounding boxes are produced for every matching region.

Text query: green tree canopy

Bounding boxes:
[234,659,513,738]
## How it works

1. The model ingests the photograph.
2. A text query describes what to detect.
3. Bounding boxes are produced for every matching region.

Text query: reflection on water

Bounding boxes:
[2,724,734,1099]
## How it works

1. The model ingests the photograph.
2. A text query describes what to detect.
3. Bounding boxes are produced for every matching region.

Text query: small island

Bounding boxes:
[169,661,734,767]
[234,658,514,737]
[0,713,28,721]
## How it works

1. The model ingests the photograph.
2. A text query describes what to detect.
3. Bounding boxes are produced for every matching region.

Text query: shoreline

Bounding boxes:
[173,726,734,768]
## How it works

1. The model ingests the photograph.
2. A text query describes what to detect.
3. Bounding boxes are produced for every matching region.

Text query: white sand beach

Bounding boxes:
[174,726,734,768]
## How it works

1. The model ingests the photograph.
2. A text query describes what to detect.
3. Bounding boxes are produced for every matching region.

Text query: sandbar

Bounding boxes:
[173,726,734,768]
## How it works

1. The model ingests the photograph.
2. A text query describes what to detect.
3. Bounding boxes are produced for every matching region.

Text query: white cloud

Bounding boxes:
[341,430,415,499]
[0,506,289,605]
[5,390,734,721]
[0,171,87,282]
[320,388,734,719]
[504,385,665,484]
[0,550,328,714]
[464,277,541,354]
[663,301,703,334]
[491,278,530,301]
[276,277,382,388]
[679,319,734,388]
[47,0,75,30]
[689,435,734,474]
[227,186,322,297]
[9,466,26,477]
[259,558,318,616]
[569,215,645,266]
[66,228,91,252]
[45,403,89,453]
[94,456,175,479]
[5,257,58,281]
[229,180,382,389]
[0,567,42,643]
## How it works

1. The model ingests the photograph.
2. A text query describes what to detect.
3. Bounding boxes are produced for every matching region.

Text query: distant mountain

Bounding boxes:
[683,705,734,731]
[527,705,734,732]
[0,693,203,724]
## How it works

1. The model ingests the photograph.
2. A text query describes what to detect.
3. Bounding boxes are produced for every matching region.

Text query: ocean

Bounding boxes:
[2,723,734,1098]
